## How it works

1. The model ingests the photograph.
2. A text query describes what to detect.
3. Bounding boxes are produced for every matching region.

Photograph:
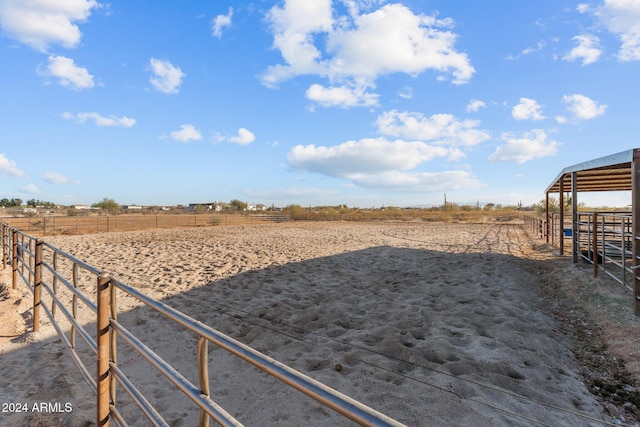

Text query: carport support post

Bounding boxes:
[593,212,598,278]
[559,177,565,256]
[632,153,640,316]
[572,172,578,264]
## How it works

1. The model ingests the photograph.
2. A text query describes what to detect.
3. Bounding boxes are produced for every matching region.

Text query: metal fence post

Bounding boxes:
[2,223,5,270]
[12,229,17,289]
[198,337,210,427]
[97,272,111,427]
[2,223,6,270]
[33,239,43,332]
[109,282,118,407]
[593,212,598,278]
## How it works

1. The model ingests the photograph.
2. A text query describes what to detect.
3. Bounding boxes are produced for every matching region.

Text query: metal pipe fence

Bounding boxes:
[527,211,638,293]
[0,213,291,236]
[0,221,404,427]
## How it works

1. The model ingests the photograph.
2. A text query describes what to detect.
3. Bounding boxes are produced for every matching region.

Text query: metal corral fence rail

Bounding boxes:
[0,213,291,236]
[0,222,404,427]
[525,213,567,247]
[527,211,637,290]
[574,211,635,290]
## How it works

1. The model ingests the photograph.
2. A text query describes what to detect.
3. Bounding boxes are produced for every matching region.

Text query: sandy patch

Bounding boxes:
[0,222,632,426]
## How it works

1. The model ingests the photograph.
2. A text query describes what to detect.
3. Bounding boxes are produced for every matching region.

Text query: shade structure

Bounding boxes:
[544,148,640,315]
[545,149,635,194]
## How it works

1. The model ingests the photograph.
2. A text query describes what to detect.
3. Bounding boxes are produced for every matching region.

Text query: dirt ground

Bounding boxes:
[2,223,640,425]
[526,237,640,425]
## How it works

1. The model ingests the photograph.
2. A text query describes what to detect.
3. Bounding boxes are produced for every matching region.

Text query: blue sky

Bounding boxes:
[1,1,639,208]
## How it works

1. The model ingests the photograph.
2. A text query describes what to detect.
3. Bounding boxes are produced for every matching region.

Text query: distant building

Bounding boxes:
[123,205,143,211]
[247,204,267,212]
[188,202,225,212]
[71,204,92,210]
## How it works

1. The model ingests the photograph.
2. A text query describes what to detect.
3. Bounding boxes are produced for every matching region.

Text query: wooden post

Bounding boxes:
[11,230,17,289]
[97,272,111,427]
[593,212,598,278]
[33,239,43,332]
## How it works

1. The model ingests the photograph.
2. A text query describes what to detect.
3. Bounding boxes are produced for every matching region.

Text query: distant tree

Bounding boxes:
[229,199,247,211]
[24,198,55,208]
[283,204,305,218]
[533,197,559,214]
[92,198,120,213]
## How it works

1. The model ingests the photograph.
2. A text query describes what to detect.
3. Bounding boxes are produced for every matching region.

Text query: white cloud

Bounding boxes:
[505,41,545,60]
[43,171,73,184]
[149,58,185,94]
[306,83,378,108]
[397,86,413,99]
[40,55,94,90]
[229,128,255,145]
[512,97,545,121]
[489,129,560,163]
[212,7,233,38]
[262,0,333,86]
[169,124,202,142]
[376,110,491,147]
[521,41,546,56]
[19,183,39,195]
[597,0,640,61]
[326,4,474,84]
[262,1,474,106]
[577,4,590,14]
[348,170,482,191]
[563,34,602,65]
[562,94,607,120]
[0,0,99,52]
[0,154,24,177]
[466,99,486,113]
[288,137,448,176]
[62,112,136,127]
[286,135,482,192]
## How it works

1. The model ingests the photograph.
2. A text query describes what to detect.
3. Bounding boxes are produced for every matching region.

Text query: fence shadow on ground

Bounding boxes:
[0,243,614,426]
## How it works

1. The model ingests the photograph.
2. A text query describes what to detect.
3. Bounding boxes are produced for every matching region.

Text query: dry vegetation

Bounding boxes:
[1,206,528,237]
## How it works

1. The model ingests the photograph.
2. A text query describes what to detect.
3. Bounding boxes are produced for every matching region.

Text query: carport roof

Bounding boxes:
[545,148,638,193]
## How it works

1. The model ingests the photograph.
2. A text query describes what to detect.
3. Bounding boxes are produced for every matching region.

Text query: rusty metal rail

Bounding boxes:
[0,222,404,427]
